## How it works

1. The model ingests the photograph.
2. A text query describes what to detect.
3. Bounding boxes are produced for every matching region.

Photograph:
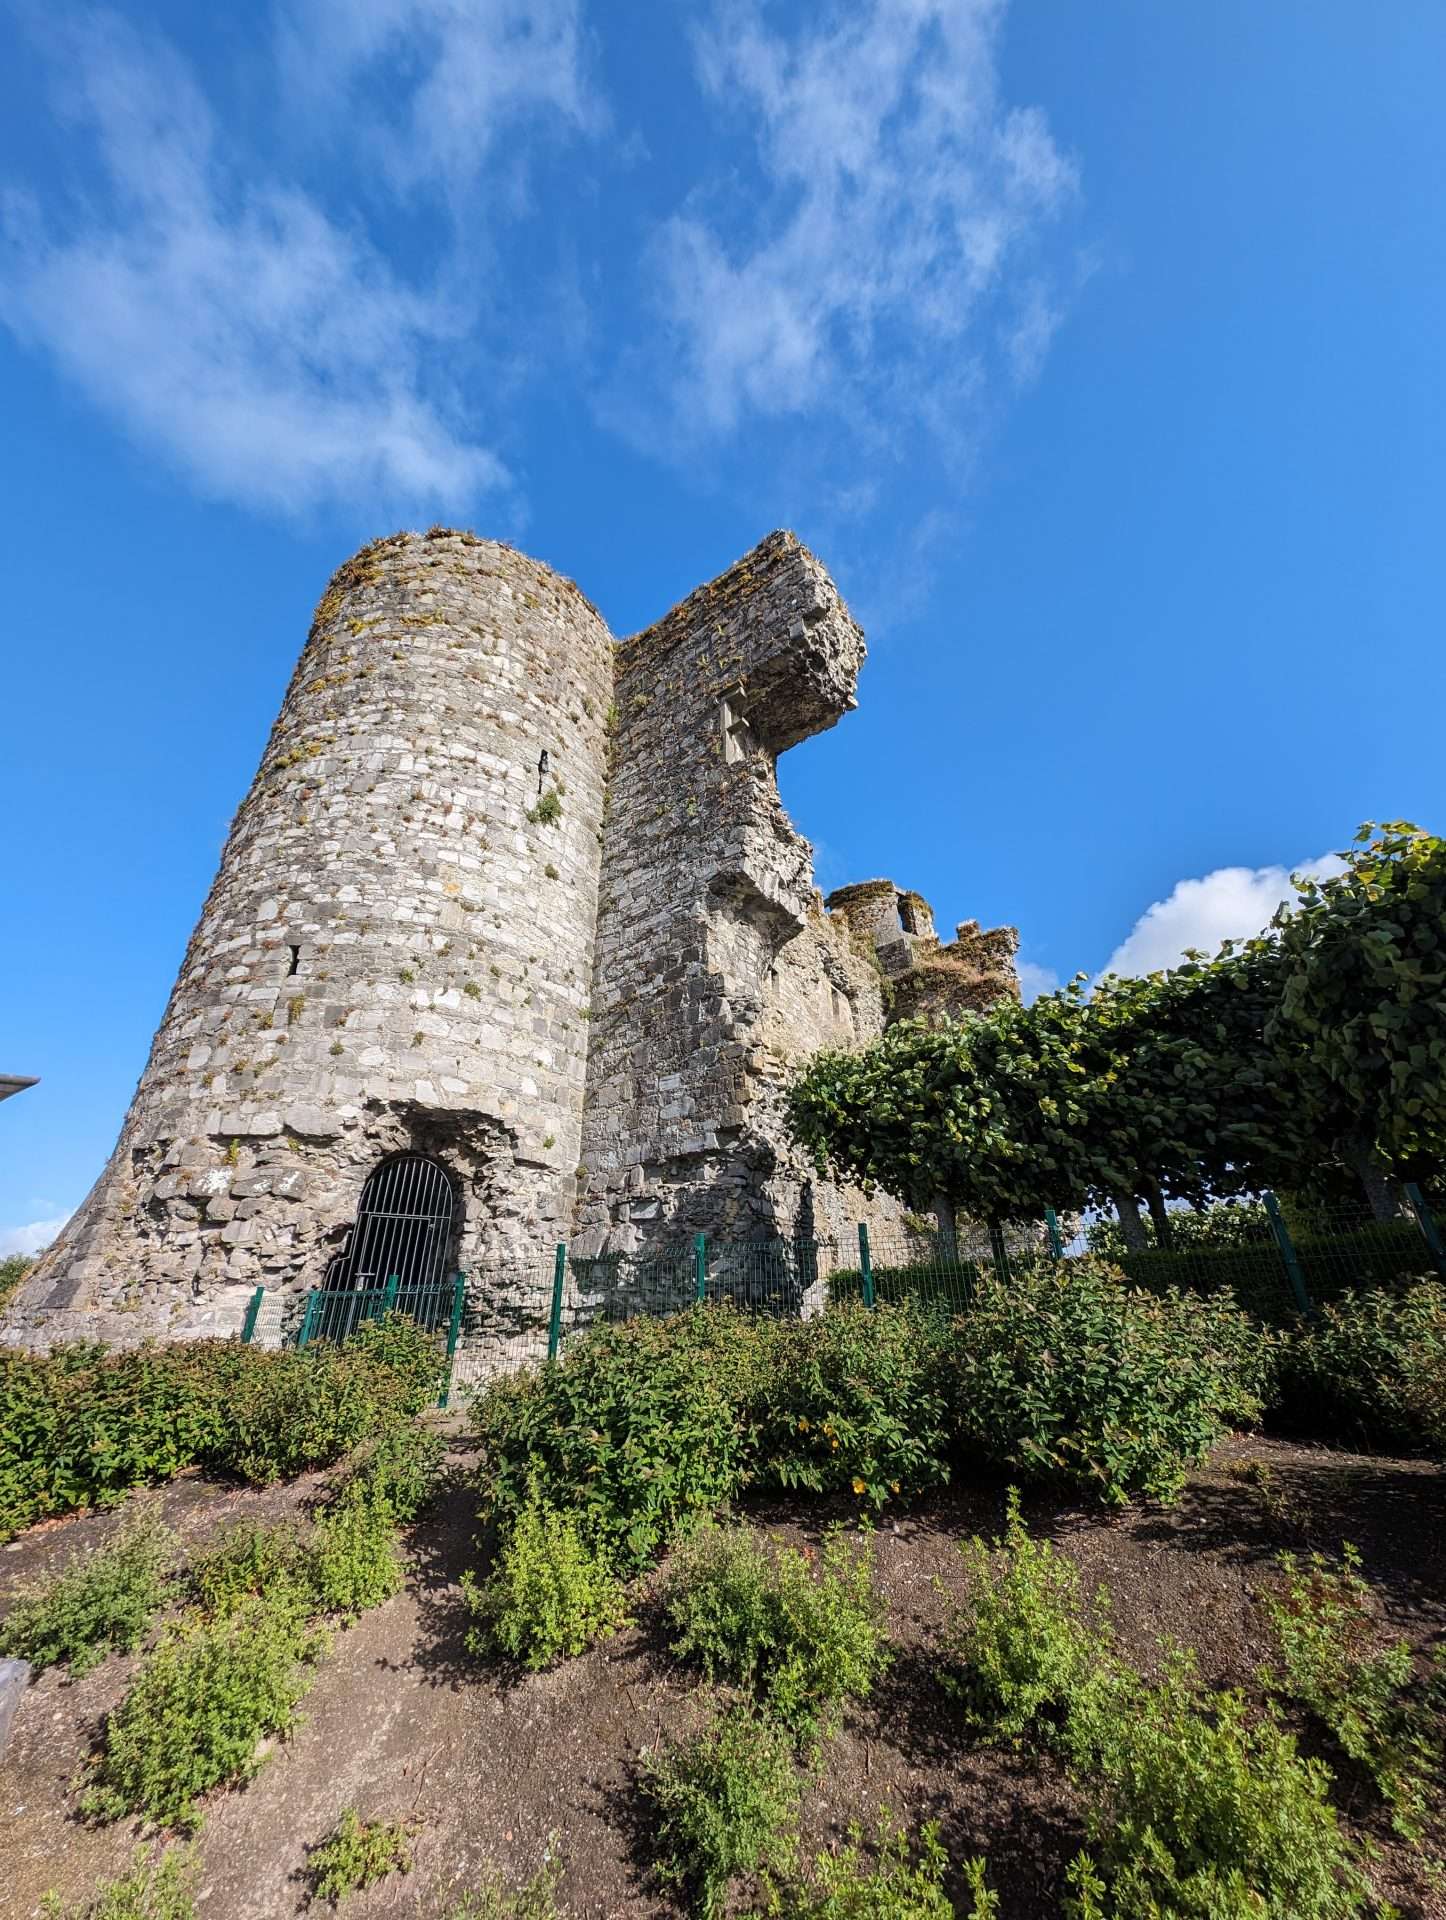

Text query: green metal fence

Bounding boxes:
[240,1184,1446,1402]
[1093,1196,1445,1325]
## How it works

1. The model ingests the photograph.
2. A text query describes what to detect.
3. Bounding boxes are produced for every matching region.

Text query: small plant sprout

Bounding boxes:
[307,1808,413,1905]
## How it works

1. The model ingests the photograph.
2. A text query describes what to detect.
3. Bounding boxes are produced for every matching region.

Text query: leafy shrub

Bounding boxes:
[464,1490,626,1669]
[307,1490,405,1620]
[1275,1281,1446,1455]
[189,1425,435,1625]
[325,1420,444,1523]
[0,1318,444,1541]
[306,1808,412,1904]
[40,1847,197,1919]
[946,1261,1273,1504]
[664,1523,889,1740]
[472,1311,749,1571]
[221,1321,440,1485]
[0,1507,174,1677]
[188,1519,314,1616]
[1262,1544,1441,1839]
[943,1489,1111,1744]
[0,1250,35,1316]
[339,1314,446,1413]
[1,1344,240,1540]
[641,1705,800,1918]
[1064,1653,1371,1920]
[81,1593,327,1830]
[747,1304,951,1508]
[764,1818,996,1920]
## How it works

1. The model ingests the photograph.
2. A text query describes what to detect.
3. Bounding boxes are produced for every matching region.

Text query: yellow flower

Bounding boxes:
[830,1439,839,1451]
[796,1416,809,1432]
[852,1477,867,1496]
[890,1481,900,1493]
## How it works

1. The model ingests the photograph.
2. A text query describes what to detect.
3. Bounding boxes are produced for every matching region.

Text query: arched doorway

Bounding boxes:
[322,1153,457,1331]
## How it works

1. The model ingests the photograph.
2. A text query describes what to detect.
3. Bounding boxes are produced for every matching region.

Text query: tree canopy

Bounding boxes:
[787,823,1446,1231]
[1268,822,1446,1214]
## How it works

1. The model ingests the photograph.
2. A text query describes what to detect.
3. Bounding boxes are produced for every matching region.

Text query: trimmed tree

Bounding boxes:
[1267,822,1446,1218]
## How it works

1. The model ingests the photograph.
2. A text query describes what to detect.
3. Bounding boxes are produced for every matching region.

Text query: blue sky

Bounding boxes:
[2,1,1443,1253]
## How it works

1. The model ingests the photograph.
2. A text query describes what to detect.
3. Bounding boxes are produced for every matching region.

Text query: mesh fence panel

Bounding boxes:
[238,1191,1445,1399]
[450,1256,560,1394]
[1105,1207,1441,1323]
[245,1289,295,1350]
[310,1280,454,1344]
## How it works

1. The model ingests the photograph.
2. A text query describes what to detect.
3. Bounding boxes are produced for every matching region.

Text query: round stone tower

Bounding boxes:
[9,530,614,1347]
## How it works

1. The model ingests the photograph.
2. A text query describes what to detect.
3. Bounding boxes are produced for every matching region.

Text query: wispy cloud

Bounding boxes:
[0,1214,68,1257]
[277,0,601,201]
[0,6,595,518]
[1103,854,1349,978]
[623,0,1078,449]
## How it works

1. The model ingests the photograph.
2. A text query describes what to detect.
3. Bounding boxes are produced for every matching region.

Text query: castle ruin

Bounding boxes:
[3,529,1018,1349]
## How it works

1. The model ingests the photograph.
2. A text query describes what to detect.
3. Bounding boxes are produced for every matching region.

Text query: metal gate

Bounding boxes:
[318,1153,457,1337]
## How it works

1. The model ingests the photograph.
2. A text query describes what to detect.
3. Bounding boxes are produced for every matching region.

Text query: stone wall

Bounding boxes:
[574,531,896,1256]
[5,531,613,1348]
[826,881,1020,1024]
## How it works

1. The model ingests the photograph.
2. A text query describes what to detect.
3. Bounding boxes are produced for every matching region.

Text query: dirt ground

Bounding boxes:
[2,1432,1443,1920]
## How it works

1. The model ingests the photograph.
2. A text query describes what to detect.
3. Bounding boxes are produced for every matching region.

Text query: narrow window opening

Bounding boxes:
[897,894,918,935]
[287,945,301,976]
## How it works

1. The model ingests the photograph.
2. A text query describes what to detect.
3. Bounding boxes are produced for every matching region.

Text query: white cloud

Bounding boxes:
[1103,854,1348,978]
[0,1215,68,1257]
[0,8,561,517]
[277,0,601,199]
[1015,959,1060,1003]
[636,0,1078,445]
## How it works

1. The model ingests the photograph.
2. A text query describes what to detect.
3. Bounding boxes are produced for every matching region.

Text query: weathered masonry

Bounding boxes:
[3,529,1018,1349]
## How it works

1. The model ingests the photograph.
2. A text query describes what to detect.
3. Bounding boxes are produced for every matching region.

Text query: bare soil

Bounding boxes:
[2,1433,1443,1920]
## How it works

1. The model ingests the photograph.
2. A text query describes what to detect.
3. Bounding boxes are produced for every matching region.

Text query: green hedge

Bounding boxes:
[827,1260,982,1312]
[0,1315,444,1542]
[1115,1219,1436,1322]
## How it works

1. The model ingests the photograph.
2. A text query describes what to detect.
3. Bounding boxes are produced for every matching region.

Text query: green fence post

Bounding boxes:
[546,1243,567,1362]
[383,1273,399,1315]
[240,1286,265,1344]
[857,1223,876,1309]
[988,1222,1010,1287]
[694,1233,708,1305]
[1403,1183,1446,1278]
[1044,1208,1064,1259]
[439,1272,466,1407]
[296,1289,320,1350]
[1264,1191,1313,1316]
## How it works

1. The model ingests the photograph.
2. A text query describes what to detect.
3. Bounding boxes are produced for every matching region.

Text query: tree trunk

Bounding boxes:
[1112,1187,1149,1252]
[1143,1178,1172,1248]
[1341,1138,1404,1222]
[933,1195,959,1264]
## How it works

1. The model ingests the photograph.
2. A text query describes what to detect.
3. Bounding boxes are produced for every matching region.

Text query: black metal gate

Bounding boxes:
[317,1153,457,1338]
